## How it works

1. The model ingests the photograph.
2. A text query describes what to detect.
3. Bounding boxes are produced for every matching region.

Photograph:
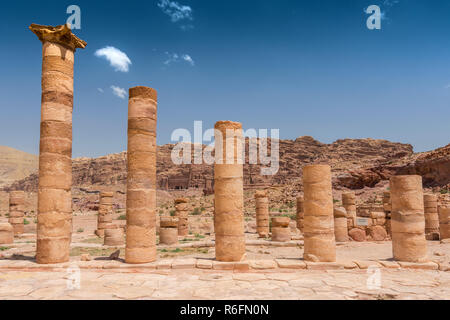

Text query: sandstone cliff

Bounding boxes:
[4,137,420,192]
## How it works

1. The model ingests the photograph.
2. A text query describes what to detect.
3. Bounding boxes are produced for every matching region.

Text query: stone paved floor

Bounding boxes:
[0,268,449,300]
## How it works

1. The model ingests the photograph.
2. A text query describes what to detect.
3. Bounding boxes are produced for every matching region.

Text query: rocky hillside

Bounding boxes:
[4,137,418,192]
[0,146,38,188]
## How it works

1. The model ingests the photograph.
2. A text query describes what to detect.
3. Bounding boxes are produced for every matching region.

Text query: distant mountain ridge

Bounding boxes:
[3,137,429,192]
[0,146,38,188]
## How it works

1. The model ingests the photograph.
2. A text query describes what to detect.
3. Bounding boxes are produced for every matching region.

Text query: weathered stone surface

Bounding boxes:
[303,165,336,262]
[390,175,428,262]
[30,24,86,264]
[125,86,158,264]
[0,223,14,244]
[349,228,366,242]
[369,225,388,241]
[29,23,87,51]
[214,121,245,262]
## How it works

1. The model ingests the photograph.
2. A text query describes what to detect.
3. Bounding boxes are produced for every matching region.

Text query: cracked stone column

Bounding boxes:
[390,175,428,262]
[214,121,245,262]
[96,192,114,237]
[125,86,158,264]
[334,207,348,242]
[271,217,291,242]
[303,165,336,262]
[255,191,269,238]
[175,198,189,236]
[424,194,439,236]
[296,195,304,232]
[439,206,450,240]
[9,191,25,235]
[342,192,357,230]
[159,217,179,245]
[30,24,86,264]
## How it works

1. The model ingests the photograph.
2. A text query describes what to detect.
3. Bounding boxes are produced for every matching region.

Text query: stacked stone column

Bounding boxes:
[255,191,269,238]
[296,196,304,232]
[342,192,357,230]
[303,165,336,262]
[439,206,450,240]
[334,207,348,242]
[125,87,158,264]
[383,191,392,236]
[159,217,179,245]
[9,191,25,235]
[30,24,86,264]
[175,198,189,236]
[104,227,124,246]
[424,194,440,236]
[0,223,14,245]
[390,175,428,262]
[96,192,114,237]
[214,121,245,262]
[271,217,291,242]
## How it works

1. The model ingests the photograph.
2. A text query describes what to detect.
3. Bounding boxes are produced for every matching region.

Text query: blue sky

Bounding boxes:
[0,0,449,157]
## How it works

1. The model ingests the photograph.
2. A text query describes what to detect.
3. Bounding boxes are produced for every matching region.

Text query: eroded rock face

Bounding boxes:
[4,137,417,193]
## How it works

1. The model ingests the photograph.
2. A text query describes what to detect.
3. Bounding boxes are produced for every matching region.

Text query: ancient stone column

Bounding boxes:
[334,207,348,242]
[390,175,428,262]
[9,191,25,235]
[342,192,357,230]
[96,192,114,237]
[214,121,245,262]
[439,206,450,240]
[104,227,124,246]
[175,198,189,236]
[0,223,14,245]
[271,217,291,242]
[383,191,392,236]
[30,24,86,264]
[296,196,304,232]
[303,165,336,262]
[255,191,269,238]
[424,194,440,236]
[159,217,179,245]
[125,86,158,264]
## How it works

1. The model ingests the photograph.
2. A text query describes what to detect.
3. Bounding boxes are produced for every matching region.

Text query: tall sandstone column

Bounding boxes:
[296,196,304,232]
[303,165,336,262]
[214,121,245,262]
[390,175,428,262]
[423,194,439,235]
[125,87,158,264]
[255,191,269,237]
[30,24,86,264]
[9,191,25,235]
[175,198,189,236]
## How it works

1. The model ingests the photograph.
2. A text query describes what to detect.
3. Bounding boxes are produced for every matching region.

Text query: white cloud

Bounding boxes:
[97,88,104,93]
[182,54,195,66]
[164,52,195,66]
[111,86,127,99]
[445,84,450,89]
[164,52,179,66]
[158,0,193,23]
[95,47,132,72]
